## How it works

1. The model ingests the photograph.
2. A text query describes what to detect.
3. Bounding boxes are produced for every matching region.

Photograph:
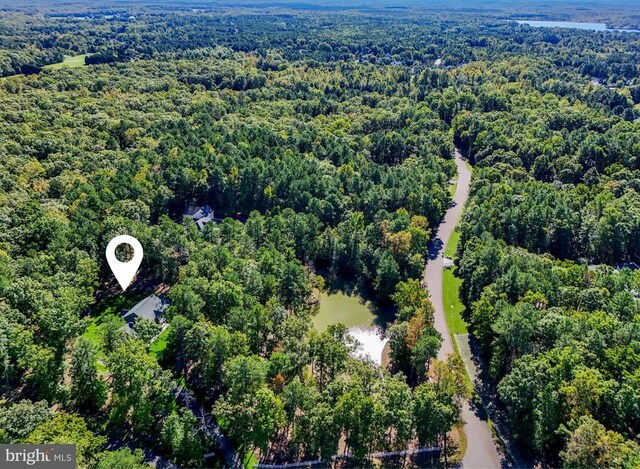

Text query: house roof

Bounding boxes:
[183,205,200,217]
[122,294,170,325]
[196,216,214,230]
[183,205,213,220]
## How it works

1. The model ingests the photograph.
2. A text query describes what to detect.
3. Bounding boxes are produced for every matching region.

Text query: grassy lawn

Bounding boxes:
[445,228,460,258]
[448,181,457,197]
[242,446,258,469]
[443,268,468,335]
[443,226,468,335]
[44,54,88,70]
[83,292,148,371]
[149,326,170,358]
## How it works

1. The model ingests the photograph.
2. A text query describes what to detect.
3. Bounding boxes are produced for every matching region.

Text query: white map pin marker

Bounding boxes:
[106,235,143,291]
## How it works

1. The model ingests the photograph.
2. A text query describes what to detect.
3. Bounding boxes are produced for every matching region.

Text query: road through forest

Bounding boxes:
[423,150,504,468]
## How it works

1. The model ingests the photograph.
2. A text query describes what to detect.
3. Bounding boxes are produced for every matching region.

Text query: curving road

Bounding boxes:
[423,150,503,469]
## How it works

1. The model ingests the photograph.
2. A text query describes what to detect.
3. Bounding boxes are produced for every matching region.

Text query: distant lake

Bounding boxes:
[516,20,640,33]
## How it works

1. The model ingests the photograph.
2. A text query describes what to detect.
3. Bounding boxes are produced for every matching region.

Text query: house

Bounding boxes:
[183,205,215,230]
[617,262,639,271]
[121,294,170,331]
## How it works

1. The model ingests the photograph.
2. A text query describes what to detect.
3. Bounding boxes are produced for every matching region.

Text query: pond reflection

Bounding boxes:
[312,278,395,365]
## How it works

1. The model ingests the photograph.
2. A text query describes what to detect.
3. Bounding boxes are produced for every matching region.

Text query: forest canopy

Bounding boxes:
[0,2,639,468]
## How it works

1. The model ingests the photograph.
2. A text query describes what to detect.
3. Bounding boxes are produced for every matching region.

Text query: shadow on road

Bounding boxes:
[463,334,534,469]
[427,237,444,260]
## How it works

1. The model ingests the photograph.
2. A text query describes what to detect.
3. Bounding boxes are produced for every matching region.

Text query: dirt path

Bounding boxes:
[423,150,504,469]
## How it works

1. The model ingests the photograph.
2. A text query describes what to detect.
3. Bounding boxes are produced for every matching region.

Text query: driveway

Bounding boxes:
[423,150,504,469]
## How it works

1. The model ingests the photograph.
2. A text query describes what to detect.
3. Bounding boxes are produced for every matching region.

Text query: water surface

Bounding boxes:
[312,281,394,365]
[349,327,389,366]
[313,289,378,332]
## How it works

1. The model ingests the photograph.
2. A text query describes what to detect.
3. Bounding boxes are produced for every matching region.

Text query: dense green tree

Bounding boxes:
[26,412,106,468]
[378,374,414,450]
[309,325,350,390]
[215,386,285,456]
[101,316,128,354]
[91,448,149,469]
[133,318,163,345]
[297,402,340,461]
[160,410,206,467]
[70,338,107,411]
[414,384,442,447]
[335,388,385,460]
[106,340,173,434]
[223,355,268,401]
[561,416,640,468]
[24,345,62,402]
[0,400,51,443]
[182,321,243,394]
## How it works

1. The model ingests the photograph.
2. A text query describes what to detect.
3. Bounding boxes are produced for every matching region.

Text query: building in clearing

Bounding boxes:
[183,205,217,230]
[122,294,170,331]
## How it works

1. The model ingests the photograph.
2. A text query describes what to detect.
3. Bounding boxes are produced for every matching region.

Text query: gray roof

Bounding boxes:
[196,216,214,230]
[122,294,170,326]
[184,205,213,220]
[183,206,199,217]
[184,205,217,230]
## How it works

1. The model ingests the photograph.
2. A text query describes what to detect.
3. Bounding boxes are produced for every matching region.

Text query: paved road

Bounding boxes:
[423,150,504,469]
[423,150,470,362]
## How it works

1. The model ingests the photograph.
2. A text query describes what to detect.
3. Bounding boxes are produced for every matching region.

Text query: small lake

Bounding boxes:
[312,283,394,366]
[516,20,640,33]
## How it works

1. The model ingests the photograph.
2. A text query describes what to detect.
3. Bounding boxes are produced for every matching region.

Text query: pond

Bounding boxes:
[516,20,640,33]
[312,280,394,366]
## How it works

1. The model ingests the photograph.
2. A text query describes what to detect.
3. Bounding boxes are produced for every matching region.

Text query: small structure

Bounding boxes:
[183,205,215,230]
[122,294,170,331]
[443,257,454,269]
[617,262,639,271]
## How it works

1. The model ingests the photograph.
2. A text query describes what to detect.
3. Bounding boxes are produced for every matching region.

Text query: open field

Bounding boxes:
[44,54,88,69]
